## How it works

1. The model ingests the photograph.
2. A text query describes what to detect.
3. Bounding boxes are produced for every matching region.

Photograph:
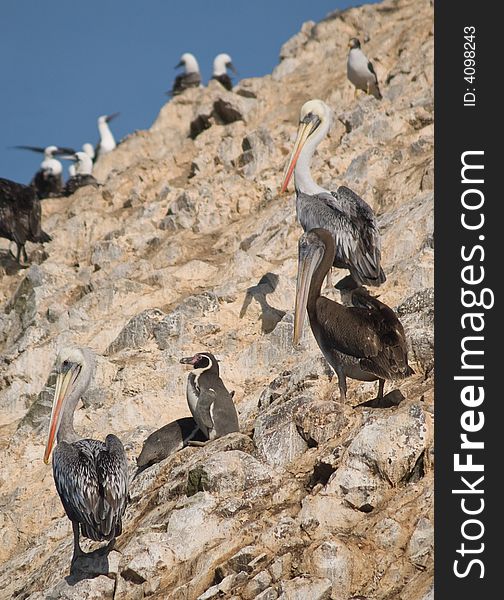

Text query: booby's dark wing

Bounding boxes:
[64,174,99,197]
[171,72,201,96]
[53,435,128,542]
[13,145,47,153]
[212,74,233,91]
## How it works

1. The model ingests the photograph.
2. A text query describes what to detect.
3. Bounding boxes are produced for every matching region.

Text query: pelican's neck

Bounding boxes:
[98,121,115,148]
[308,235,337,311]
[57,352,94,444]
[294,119,331,196]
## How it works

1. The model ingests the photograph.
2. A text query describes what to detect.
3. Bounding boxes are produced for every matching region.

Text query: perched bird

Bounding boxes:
[347,37,382,100]
[0,177,51,263]
[294,228,413,403]
[95,113,119,159]
[179,352,239,440]
[171,53,201,96]
[15,145,74,199]
[63,152,99,196]
[69,144,95,177]
[43,347,128,571]
[211,53,236,91]
[135,416,207,477]
[281,99,385,287]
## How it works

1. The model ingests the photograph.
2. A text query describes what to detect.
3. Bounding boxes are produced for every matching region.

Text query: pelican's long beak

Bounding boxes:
[281,119,316,194]
[43,364,80,464]
[293,242,323,345]
[105,112,120,123]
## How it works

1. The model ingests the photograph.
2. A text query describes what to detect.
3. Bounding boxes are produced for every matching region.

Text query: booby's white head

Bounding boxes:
[213,53,235,76]
[44,145,59,158]
[281,99,333,195]
[74,152,93,175]
[82,143,95,160]
[177,53,200,74]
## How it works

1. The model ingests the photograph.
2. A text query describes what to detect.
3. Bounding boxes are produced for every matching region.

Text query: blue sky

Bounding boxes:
[1,0,373,184]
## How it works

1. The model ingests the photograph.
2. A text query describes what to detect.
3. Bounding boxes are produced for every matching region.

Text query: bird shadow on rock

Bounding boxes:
[65,541,115,585]
[354,388,405,409]
[239,272,286,334]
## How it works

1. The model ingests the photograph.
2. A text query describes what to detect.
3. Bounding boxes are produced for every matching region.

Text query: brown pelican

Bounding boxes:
[170,53,201,96]
[62,152,99,196]
[0,177,51,263]
[43,347,128,570]
[347,38,382,100]
[135,416,207,477]
[212,53,236,91]
[294,228,412,403]
[95,113,119,159]
[15,145,74,199]
[180,352,239,440]
[281,99,385,287]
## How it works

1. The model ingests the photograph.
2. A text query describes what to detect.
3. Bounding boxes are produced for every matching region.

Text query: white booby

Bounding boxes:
[347,38,382,100]
[69,143,96,177]
[179,352,239,440]
[15,145,74,199]
[0,177,51,263]
[170,53,201,96]
[281,99,385,286]
[294,228,413,403]
[211,53,236,91]
[62,152,99,196]
[95,113,119,159]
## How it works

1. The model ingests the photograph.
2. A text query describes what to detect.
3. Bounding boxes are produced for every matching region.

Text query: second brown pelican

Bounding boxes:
[294,228,412,403]
[281,99,385,287]
[43,347,128,571]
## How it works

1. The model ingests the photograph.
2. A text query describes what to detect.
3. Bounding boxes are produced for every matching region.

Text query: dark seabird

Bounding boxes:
[0,177,51,263]
[347,38,382,100]
[294,228,413,403]
[281,99,385,287]
[43,347,128,572]
[135,416,207,477]
[95,113,119,159]
[211,53,236,91]
[170,53,201,96]
[179,352,239,440]
[15,145,74,199]
[63,152,99,196]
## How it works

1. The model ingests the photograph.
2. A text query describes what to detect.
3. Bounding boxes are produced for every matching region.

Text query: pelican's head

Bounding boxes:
[293,229,334,345]
[281,99,332,193]
[176,52,199,74]
[348,37,361,49]
[213,53,236,76]
[43,347,94,464]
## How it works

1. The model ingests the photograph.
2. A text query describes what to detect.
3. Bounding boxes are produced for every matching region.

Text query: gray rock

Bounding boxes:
[397,288,434,375]
[107,308,165,354]
[278,576,332,600]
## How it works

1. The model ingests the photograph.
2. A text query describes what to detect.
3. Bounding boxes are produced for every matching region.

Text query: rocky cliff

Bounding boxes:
[0,0,434,598]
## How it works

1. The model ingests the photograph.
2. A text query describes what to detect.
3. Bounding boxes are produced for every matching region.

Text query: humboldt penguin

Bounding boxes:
[347,37,382,100]
[179,352,239,439]
[135,416,207,477]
